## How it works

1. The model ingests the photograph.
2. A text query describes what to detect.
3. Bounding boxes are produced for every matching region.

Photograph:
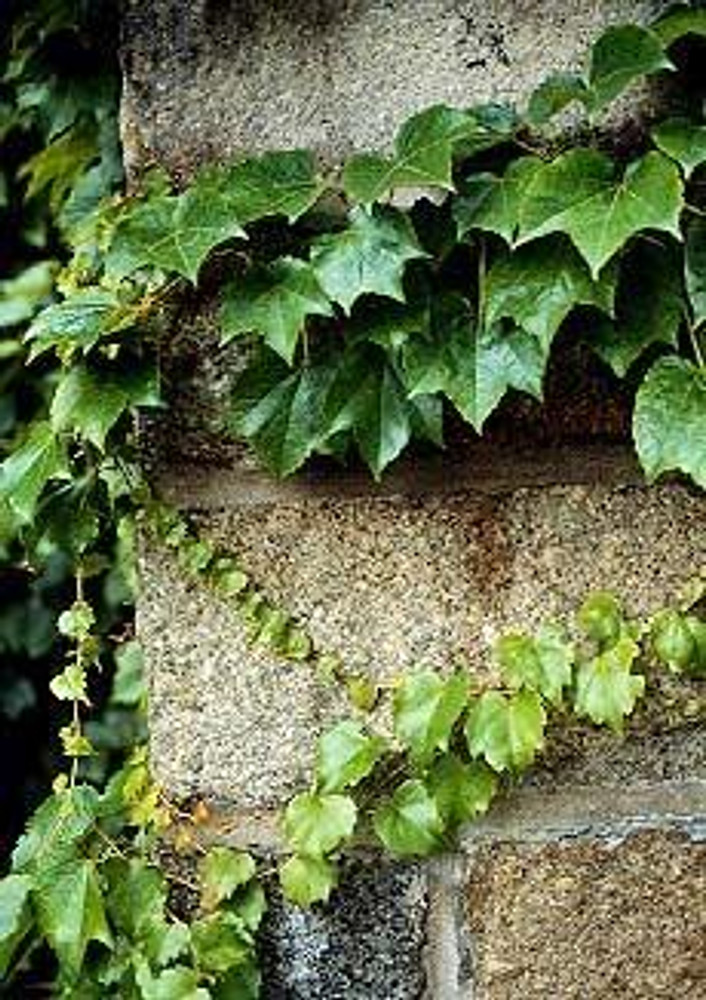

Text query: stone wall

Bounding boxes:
[126,2,705,996]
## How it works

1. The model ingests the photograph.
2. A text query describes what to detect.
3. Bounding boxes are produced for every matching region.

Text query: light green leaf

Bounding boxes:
[50,663,89,703]
[454,157,542,244]
[0,874,33,978]
[0,261,56,329]
[653,119,706,179]
[427,755,498,829]
[577,591,624,648]
[651,609,696,673]
[518,150,683,277]
[283,792,357,857]
[465,689,546,772]
[589,239,684,377]
[135,962,210,1000]
[652,6,706,48]
[686,217,706,329]
[587,25,673,111]
[316,720,386,794]
[485,236,616,352]
[279,855,337,907]
[190,911,253,974]
[402,293,547,432]
[495,627,573,706]
[574,635,645,730]
[0,421,68,523]
[50,363,160,449]
[104,858,172,965]
[220,258,332,364]
[373,780,444,857]
[199,848,256,912]
[35,860,112,972]
[110,640,147,707]
[343,104,509,202]
[393,671,469,763]
[25,289,137,361]
[526,73,590,125]
[12,786,100,875]
[19,121,97,213]
[311,205,426,313]
[633,356,706,489]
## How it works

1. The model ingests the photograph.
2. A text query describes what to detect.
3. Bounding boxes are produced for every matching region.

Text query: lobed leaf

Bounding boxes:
[587,24,673,111]
[199,848,256,912]
[454,157,541,245]
[279,855,337,907]
[427,754,498,829]
[393,671,469,764]
[465,689,546,772]
[574,636,645,730]
[34,859,112,972]
[495,627,573,706]
[652,119,706,180]
[283,792,357,857]
[0,421,69,523]
[373,779,444,857]
[526,73,590,125]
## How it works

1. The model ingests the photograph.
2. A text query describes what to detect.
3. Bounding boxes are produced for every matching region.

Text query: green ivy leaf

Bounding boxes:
[526,73,589,126]
[50,362,160,450]
[495,628,573,706]
[135,962,210,1000]
[587,25,673,111]
[0,874,33,978]
[283,792,357,857]
[517,150,683,278]
[316,720,386,794]
[220,258,332,364]
[485,236,616,352]
[343,105,508,202]
[686,217,706,329]
[651,609,696,673]
[190,911,253,974]
[0,261,56,329]
[589,239,684,377]
[577,592,624,648]
[427,754,498,829]
[110,640,147,707]
[34,859,112,972]
[652,119,706,180]
[12,786,100,875]
[311,205,426,313]
[633,356,706,489]
[393,671,469,763]
[104,858,177,969]
[402,293,546,432]
[25,290,138,362]
[50,663,89,703]
[199,848,256,912]
[574,636,645,730]
[0,421,68,523]
[652,6,706,48]
[373,779,444,857]
[454,157,542,244]
[465,689,546,772]
[219,150,323,226]
[19,121,98,214]
[279,855,337,907]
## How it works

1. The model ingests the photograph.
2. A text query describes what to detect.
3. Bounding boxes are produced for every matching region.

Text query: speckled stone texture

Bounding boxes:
[259,860,427,1000]
[120,0,669,177]
[465,830,706,999]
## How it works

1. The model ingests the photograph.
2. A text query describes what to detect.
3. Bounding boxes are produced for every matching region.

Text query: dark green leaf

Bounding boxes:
[220,258,332,363]
[526,73,590,125]
[652,6,706,48]
[0,421,68,523]
[0,875,33,978]
[518,150,683,277]
[25,290,136,362]
[12,786,100,875]
[374,780,444,857]
[110,640,147,707]
[587,25,673,111]
[283,792,357,856]
[393,671,469,763]
[686,217,706,329]
[279,855,337,907]
[35,860,112,972]
[633,356,706,489]
[427,754,498,828]
[465,689,546,772]
[311,205,426,313]
[495,627,573,705]
[316,720,386,794]
[652,119,706,179]
[454,157,542,244]
[574,636,644,730]
[219,150,323,225]
[199,848,256,912]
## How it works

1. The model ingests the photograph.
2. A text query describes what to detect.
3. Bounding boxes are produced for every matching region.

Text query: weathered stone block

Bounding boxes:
[120,0,668,176]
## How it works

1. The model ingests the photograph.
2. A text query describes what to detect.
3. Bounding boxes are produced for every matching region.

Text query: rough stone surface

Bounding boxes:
[259,860,427,1000]
[464,830,706,999]
[120,0,668,177]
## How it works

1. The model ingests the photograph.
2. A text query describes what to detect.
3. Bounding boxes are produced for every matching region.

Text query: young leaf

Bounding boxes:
[577,592,623,648]
[199,848,256,912]
[589,239,684,377]
[686,217,706,329]
[0,421,68,523]
[311,205,426,314]
[574,636,645,730]
[652,119,706,180]
[343,104,508,203]
[526,73,589,126]
[220,258,332,364]
[587,25,673,111]
[517,150,683,278]
[190,911,253,974]
[0,875,33,978]
[485,236,616,352]
[465,689,546,772]
[402,294,546,432]
[393,671,469,763]
[135,962,210,1000]
[427,754,498,829]
[25,290,137,361]
[316,720,386,794]
[495,628,573,706]
[454,157,542,245]
[373,779,444,857]
[651,609,696,673]
[283,792,357,857]
[633,356,706,489]
[279,855,337,907]
[34,860,112,972]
